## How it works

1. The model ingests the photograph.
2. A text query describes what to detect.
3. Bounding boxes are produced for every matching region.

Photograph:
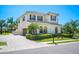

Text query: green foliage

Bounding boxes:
[61,34,73,38]
[49,39,79,44]
[63,20,79,36]
[0,20,6,34]
[0,20,5,26]
[0,17,17,34]
[7,17,17,32]
[26,34,52,40]
[0,42,7,46]
[7,17,13,24]
[28,23,39,34]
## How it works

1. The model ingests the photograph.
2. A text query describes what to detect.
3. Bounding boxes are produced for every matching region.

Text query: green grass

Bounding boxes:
[49,39,79,44]
[0,42,7,46]
[33,37,72,42]
[33,37,79,44]
[0,33,11,35]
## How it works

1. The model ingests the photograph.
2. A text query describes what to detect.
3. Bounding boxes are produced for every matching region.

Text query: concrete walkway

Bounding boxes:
[0,34,50,52]
[41,39,78,44]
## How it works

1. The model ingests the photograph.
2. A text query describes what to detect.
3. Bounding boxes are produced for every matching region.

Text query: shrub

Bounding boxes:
[26,34,52,40]
[61,34,73,38]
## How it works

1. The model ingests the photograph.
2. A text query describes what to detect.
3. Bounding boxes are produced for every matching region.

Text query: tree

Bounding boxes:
[0,20,5,34]
[63,20,79,37]
[7,17,15,32]
[28,23,39,34]
[7,17,13,24]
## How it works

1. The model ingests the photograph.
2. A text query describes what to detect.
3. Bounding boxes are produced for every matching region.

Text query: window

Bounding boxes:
[39,26,47,34]
[39,26,43,33]
[29,15,36,21]
[50,16,56,21]
[23,16,25,21]
[37,16,43,21]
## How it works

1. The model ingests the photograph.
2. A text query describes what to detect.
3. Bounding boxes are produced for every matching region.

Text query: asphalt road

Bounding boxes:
[1,42,79,54]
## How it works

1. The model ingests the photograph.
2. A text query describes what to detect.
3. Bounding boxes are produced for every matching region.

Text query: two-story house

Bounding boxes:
[13,11,61,35]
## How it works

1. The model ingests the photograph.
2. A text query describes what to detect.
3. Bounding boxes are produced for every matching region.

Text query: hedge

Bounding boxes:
[55,33,73,38]
[26,34,52,40]
[26,33,73,40]
[61,34,73,38]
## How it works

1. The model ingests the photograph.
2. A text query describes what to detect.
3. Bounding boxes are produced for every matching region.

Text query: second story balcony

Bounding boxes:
[27,19,60,25]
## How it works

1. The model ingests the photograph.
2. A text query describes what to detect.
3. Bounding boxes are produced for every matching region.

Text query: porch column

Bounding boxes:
[37,29,39,34]
[36,16,37,21]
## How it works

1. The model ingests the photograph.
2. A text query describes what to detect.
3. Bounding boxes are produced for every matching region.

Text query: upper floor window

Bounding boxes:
[23,16,25,21]
[50,16,56,21]
[29,15,36,21]
[37,16,43,21]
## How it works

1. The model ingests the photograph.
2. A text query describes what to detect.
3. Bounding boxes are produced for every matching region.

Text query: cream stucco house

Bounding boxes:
[13,11,61,35]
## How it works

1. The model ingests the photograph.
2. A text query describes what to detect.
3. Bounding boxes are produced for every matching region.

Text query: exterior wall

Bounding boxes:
[13,11,61,35]
[33,22,61,34]
[45,14,58,24]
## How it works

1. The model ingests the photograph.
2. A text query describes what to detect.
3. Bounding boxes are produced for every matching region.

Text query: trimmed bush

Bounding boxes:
[26,34,52,40]
[26,33,73,40]
[61,34,73,38]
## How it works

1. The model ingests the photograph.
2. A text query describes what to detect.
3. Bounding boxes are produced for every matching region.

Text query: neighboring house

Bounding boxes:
[13,11,61,35]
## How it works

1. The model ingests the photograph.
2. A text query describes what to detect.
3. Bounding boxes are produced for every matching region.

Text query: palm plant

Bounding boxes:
[7,17,15,32]
[0,20,6,34]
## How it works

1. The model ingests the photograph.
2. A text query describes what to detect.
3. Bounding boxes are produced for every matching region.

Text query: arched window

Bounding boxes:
[39,26,43,33]
[55,27,58,34]
[44,26,47,34]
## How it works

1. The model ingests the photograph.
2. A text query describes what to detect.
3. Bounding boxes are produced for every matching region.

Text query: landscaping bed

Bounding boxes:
[26,34,79,44]
[26,34,52,40]
[26,34,74,42]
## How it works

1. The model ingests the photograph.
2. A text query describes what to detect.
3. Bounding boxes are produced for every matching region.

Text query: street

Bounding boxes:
[1,42,79,54]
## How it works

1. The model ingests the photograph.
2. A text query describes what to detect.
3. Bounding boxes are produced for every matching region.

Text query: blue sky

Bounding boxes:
[0,5,79,25]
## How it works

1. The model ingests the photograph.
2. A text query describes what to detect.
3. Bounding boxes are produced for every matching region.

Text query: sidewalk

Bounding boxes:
[39,39,79,44]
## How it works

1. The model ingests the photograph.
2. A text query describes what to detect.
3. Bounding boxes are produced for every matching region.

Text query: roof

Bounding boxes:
[16,11,58,22]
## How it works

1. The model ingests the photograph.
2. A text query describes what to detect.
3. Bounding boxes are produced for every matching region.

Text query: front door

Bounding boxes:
[23,28,27,36]
[55,27,58,34]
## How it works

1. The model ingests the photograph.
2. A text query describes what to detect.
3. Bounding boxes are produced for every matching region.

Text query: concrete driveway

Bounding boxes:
[0,34,49,52]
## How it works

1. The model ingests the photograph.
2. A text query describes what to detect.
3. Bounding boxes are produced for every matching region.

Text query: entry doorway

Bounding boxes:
[23,28,27,36]
[55,27,58,34]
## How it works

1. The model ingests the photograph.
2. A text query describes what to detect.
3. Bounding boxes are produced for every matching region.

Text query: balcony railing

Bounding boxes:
[27,20,61,25]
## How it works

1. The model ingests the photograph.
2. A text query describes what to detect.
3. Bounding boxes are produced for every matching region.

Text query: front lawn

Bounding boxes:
[0,42,7,46]
[48,39,79,44]
[33,37,73,42]
[0,33,11,35]
[33,37,79,44]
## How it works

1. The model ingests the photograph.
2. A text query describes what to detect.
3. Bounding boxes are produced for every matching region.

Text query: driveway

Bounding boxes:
[1,42,79,54]
[0,34,50,52]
